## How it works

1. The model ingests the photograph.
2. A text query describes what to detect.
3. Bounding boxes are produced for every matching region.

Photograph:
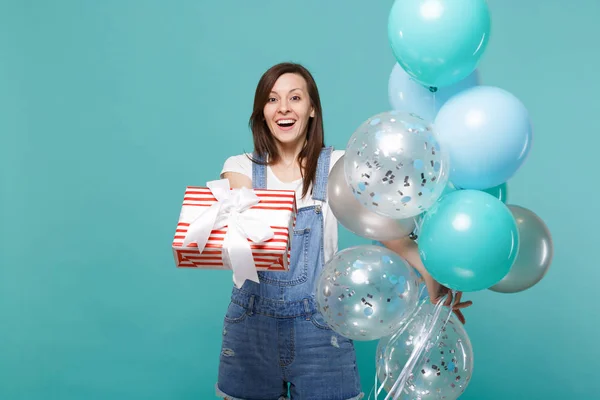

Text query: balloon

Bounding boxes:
[372,240,429,301]
[416,182,508,238]
[388,63,480,122]
[490,205,553,293]
[387,0,491,88]
[316,245,420,341]
[482,182,508,203]
[418,190,519,292]
[417,181,509,236]
[328,154,416,241]
[414,181,457,238]
[377,303,474,399]
[434,86,533,189]
[344,111,450,220]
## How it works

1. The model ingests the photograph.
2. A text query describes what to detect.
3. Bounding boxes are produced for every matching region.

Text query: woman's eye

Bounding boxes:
[291,96,300,101]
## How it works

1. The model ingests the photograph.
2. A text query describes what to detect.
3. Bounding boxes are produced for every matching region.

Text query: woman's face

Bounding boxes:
[263,73,315,147]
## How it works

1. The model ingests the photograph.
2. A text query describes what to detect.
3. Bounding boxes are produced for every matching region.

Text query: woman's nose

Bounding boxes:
[277,100,289,113]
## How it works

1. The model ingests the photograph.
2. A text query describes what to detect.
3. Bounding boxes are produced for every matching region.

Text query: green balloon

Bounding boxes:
[418,190,519,292]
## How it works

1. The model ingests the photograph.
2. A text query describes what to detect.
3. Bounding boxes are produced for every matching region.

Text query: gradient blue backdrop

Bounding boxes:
[1,1,597,399]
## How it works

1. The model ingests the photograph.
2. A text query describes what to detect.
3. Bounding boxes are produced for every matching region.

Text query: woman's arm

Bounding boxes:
[380,237,472,324]
[222,172,252,189]
[380,237,440,300]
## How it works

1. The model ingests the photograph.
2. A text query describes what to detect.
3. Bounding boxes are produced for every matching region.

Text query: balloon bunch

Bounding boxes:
[316,1,554,399]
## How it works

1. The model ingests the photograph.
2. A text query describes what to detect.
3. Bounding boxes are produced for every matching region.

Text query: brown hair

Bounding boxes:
[248,62,325,199]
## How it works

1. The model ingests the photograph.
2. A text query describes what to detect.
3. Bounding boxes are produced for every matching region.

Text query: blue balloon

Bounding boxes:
[388,63,480,122]
[434,86,532,189]
[418,190,519,292]
[387,0,491,88]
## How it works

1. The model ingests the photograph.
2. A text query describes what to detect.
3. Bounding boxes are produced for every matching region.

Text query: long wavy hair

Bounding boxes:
[248,62,325,199]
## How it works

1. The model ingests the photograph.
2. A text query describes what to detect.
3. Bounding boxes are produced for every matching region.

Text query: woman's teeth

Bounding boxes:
[277,119,296,127]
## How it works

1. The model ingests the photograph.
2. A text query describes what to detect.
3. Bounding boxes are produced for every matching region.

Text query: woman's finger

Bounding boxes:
[454,309,466,324]
[443,291,453,307]
[453,301,473,310]
[453,291,463,306]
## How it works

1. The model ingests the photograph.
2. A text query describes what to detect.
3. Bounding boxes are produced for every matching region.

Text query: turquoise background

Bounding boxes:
[1,1,597,399]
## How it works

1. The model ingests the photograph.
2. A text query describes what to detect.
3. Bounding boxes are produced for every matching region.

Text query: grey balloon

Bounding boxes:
[328,154,415,241]
[489,205,553,293]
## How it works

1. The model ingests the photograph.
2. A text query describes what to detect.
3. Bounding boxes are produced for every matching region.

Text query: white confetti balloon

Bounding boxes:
[316,245,420,341]
[377,303,474,400]
[344,111,450,219]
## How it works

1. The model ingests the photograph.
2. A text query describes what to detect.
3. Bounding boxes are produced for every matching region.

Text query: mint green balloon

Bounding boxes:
[418,190,519,292]
[387,0,491,88]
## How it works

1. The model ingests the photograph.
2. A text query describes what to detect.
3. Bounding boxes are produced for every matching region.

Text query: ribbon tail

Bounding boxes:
[223,222,260,288]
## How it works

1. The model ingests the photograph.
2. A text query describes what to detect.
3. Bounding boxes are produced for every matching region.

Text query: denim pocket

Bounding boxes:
[223,302,247,324]
[310,312,333,330]
[257,227,310,286]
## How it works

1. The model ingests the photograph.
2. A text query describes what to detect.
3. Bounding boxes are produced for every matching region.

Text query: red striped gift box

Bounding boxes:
[172,185,296,271]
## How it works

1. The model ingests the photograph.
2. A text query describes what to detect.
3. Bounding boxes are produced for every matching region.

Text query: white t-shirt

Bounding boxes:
[220,150,345,264]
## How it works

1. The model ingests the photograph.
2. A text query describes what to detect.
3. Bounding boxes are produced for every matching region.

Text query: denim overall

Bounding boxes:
[216,147,363,400]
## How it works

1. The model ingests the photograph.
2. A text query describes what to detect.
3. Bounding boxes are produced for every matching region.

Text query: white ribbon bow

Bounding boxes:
[182,179,274,288]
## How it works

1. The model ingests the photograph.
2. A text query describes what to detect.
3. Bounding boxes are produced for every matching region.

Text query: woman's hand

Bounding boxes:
[380,237,473,324]
[425,279,473,324]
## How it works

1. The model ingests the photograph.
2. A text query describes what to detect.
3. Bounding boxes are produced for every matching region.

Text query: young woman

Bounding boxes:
[216,62,471,400]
